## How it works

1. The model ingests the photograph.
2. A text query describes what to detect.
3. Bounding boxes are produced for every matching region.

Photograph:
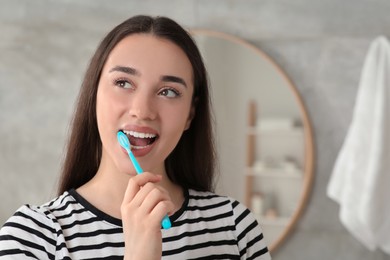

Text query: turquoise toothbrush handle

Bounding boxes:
[161,215,172,229]
[127,148,172,229]
[127,149,143,174]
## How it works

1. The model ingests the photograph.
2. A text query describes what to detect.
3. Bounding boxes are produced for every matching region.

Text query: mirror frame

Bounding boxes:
[190,29,315,253]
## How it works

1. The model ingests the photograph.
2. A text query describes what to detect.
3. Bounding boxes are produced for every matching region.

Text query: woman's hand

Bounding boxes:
[121,172,174,260]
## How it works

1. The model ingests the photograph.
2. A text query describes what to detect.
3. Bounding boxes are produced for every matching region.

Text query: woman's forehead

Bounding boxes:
[104,34,193,82]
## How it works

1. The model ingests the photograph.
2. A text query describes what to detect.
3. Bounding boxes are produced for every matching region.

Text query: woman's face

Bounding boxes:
[96,33,194,176]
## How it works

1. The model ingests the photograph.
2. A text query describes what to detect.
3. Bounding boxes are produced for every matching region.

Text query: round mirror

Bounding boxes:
[191,30,315,253]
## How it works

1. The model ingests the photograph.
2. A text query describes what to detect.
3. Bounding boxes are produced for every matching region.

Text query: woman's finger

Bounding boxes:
[137,185,171,215]
[122,172,162,206]
[150,199,175,222]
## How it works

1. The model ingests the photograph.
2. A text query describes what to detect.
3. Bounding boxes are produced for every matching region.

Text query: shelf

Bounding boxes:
[247,167,303,179]
[247,126,303,136]
[245,101,307,251]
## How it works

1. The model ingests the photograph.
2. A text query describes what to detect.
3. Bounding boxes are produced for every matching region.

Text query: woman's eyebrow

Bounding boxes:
[161,75,187,88]
[109,65,140,76]
[109,65,187,87]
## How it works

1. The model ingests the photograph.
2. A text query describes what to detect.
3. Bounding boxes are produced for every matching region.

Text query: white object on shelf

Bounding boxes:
[255,214,291,227]
[251,193,264,216]
[259,118,297,131]
[250,160,303,178]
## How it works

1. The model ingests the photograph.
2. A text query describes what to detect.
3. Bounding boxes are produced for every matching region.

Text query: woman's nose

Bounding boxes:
[128,91,156,121]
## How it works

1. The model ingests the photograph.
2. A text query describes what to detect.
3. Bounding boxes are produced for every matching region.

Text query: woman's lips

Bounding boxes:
[131,141,156,157]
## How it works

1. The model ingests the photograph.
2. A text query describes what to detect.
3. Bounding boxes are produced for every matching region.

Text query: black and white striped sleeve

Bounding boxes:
[0,205,57,259]
[231,200,271,260]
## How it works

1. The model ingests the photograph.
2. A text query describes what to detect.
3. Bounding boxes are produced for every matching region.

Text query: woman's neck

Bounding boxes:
[76,154,184,219]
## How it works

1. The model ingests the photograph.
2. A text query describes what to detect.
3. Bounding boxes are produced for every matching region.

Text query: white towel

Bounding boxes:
[327,36,390,253]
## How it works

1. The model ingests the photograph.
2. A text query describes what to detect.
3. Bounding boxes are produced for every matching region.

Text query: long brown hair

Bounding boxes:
[58,15,216,195]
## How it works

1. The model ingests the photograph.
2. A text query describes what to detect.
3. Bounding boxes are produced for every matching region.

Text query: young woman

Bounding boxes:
[0,15,271,259]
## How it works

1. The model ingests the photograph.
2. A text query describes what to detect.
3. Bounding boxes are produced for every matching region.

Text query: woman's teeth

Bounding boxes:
[132,145,149,150]
[123,130,156,138]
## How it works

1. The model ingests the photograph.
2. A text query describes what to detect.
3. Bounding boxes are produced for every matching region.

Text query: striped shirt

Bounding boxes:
[0,189,271,259]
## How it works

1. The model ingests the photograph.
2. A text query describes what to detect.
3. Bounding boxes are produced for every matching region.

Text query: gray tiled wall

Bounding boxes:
[1,1,389,259]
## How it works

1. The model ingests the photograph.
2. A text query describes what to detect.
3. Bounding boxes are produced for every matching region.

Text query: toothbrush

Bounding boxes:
[117,131,172,230]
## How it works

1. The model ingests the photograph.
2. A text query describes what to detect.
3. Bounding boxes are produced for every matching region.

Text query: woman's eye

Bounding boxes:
[159,88,181,98]
[115,79,132,89]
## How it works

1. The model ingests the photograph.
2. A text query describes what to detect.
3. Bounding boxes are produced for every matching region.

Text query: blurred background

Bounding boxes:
[1,1,390,259]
